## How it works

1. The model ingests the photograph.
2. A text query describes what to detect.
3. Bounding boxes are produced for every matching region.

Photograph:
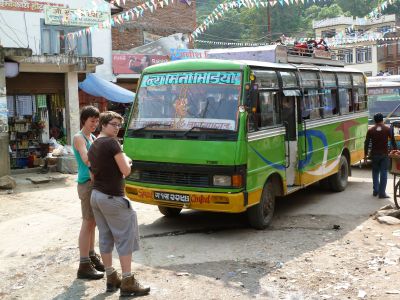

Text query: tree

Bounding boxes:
[335,0,379,17]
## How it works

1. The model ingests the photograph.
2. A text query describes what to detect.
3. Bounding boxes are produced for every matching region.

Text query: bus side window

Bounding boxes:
[339,88,351,114]
[322,89,338,117]
[259,91,280,128]
[302,90,321,120]
[353,87,367,112]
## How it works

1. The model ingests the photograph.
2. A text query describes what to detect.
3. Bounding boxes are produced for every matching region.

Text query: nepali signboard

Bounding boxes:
[170,49,208,61]
[44,6,110,27]
[112,54,169,75]
[0,0,63,12]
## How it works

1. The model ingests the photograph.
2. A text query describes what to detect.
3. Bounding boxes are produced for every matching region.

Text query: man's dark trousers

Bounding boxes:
[371,154,389,197]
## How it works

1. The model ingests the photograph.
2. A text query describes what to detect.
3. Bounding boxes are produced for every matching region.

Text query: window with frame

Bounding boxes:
[40,19,91,55]
[337,73,351,86]
[356,47,372,63]
[337,73,352,114]
[302,90,322,120]
[300,71,321,120]
[353,87,367,111]
[338,49,354,64]
[299,71,319,88]
[352,73,367,111]
[321,29,336,38]
[280,71,298,88]
[320,72,338,117]
[258,91,281,128]
[322,89,338,117]
[339,88,352,114]
[253,70,279,88]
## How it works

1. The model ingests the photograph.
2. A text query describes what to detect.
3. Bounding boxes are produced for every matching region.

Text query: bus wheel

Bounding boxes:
[158,206,182,218]
[247,181,275,229]
[329,155,349,192]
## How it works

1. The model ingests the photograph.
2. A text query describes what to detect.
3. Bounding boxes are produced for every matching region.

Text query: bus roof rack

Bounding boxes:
[207,45,345,67]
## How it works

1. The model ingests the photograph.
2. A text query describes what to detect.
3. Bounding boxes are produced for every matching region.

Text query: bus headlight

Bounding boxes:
[213,175,231,186]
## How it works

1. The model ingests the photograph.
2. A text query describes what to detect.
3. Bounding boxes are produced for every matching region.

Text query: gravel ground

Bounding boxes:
[0,168,400,300]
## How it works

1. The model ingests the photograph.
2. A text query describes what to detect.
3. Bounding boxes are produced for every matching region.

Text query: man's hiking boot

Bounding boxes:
[106,271,121,292]
[77,262,104,280]
[90,253,105,272]
[120,274,150,297]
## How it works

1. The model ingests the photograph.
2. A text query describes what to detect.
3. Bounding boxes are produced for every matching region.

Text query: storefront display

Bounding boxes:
[7,93,65,169]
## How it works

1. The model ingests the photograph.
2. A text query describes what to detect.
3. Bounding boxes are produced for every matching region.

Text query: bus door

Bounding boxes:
[282,90,300,186]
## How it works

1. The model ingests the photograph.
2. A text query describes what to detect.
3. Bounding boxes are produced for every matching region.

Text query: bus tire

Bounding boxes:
[247,181,275,230]
[328,155,349,192]
[158,206,182,218]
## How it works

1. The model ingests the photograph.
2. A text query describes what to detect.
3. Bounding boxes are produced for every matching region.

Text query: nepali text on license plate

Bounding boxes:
[154,191,190,203]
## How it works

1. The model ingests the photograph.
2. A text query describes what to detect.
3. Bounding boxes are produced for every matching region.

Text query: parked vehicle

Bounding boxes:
[123,47,368,229]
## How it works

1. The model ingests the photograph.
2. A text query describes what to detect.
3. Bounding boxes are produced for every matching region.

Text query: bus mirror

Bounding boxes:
[247,83,258,110]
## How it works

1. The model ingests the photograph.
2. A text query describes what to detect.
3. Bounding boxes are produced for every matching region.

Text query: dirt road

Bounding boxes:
[1,168,400,300]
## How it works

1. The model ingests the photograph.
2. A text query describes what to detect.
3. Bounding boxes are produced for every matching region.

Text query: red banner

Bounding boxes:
[0,0,63,13]
[112,54,169,75]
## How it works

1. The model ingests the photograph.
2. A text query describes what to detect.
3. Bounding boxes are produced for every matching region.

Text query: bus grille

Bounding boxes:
[138,170,209,187]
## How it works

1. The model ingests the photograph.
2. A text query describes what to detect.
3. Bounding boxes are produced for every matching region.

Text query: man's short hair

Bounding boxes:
[80,106,100,126]
[374,113,384,123]
[99,111,124,129]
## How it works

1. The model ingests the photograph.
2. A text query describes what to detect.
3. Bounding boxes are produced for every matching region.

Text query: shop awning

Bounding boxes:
[79,73,135,103]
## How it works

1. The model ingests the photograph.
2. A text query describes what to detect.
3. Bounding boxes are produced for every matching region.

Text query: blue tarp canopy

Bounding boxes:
[79,73,135,103]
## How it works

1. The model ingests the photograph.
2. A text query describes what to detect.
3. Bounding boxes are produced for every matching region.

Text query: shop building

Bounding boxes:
[313,15,399,76]
[0,47,32,176]
[109,0,196,91]
[0,0,111,173]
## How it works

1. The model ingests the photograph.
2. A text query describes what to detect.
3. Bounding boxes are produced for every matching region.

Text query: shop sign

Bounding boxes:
[170,49,208,61]
[44,6,110,27]
[0,0,63,13]
[0,96,8,133]
[112,54,169,75]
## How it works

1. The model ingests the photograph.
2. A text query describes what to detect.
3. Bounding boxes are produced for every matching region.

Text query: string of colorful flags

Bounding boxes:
[196,38,400,49]
[366,0,398,19]
[67,0,173,39]
[191,0,328,39]
[196,32,400,48]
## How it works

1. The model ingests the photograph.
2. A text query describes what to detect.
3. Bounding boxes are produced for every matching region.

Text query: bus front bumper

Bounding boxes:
[125,184,247,213]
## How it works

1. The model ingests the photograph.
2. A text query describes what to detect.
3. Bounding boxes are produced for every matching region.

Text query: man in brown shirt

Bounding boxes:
[364,113,397,198]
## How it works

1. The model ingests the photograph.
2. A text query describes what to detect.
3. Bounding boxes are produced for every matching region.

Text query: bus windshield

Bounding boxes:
[367,81,400,123]
[127,71,242,137]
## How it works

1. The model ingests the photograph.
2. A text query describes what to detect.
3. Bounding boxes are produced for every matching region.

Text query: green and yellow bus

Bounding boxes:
[123,58,367,229]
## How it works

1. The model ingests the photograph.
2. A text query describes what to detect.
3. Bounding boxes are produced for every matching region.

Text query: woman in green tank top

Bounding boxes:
[72,106,104,280]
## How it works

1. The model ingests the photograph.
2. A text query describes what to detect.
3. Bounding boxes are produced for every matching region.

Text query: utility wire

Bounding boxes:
[0,12,25,47]
[23,12,30,48]
[0,24,24,47]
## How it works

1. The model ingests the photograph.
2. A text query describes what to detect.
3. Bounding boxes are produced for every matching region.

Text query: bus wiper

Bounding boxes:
[184,126,235,136]
[132,123,172,132]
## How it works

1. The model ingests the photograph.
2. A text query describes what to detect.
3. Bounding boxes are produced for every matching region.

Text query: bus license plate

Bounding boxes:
[154,191,190,203]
